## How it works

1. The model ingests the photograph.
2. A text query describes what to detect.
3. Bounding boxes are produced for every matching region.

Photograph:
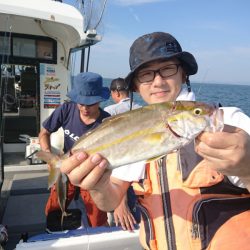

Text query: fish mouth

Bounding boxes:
[206,108,224,132]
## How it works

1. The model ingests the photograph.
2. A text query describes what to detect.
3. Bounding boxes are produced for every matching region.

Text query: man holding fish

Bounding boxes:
[42,32,250,249]
[39,72,110,230]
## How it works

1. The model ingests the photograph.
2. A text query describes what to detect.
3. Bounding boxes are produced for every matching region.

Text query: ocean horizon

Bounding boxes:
[101,79,250,117]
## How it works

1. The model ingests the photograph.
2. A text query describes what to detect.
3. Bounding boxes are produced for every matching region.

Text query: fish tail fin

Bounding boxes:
[36,150,61,167]
[61,211,65,230]
[36,150,62,188]
[61,211,69,231]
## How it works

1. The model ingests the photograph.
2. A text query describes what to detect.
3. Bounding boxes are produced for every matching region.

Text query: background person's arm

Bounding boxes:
[38,128,52,152]
[113,193,137,231]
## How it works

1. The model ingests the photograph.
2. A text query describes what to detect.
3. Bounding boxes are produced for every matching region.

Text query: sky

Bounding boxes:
[66,0,250,85]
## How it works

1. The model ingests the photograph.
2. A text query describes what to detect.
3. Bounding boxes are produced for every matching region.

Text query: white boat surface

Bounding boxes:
[16,227,140,250]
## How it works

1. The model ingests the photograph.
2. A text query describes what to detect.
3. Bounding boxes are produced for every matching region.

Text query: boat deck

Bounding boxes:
[1,153,49,250]
[0,154,141,250]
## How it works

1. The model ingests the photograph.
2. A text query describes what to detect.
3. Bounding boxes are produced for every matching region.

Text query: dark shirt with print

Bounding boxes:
[42,101,110,153]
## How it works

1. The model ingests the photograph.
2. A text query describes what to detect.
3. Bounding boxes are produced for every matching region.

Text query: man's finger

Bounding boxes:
[60,151,88,174]
[197,131,237,149]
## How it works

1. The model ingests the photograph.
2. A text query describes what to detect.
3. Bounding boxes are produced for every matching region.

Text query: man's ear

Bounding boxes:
[116,90,121,97]
[133,84,139,93]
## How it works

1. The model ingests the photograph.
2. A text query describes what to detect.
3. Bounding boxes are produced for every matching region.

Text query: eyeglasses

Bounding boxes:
[136,64,181,84]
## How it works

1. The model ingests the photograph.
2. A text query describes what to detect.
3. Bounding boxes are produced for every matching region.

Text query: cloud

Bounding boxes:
[129,8,141,22]
[112,0,166,6]
[195,46,250,62]
[192,46,250,84]
[88,34,133,78]
[231,46,250,56]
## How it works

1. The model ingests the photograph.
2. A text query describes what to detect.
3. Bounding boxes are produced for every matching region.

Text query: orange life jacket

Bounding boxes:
[132,142,250,250]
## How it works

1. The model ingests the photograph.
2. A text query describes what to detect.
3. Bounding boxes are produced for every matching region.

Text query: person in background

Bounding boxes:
[60,32,250,250]
[104,77,141,231]
[104,77,141,115]
[39,72,110,229]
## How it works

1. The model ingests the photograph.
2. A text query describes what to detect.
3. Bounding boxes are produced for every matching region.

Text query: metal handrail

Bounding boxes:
[0,67,4,191]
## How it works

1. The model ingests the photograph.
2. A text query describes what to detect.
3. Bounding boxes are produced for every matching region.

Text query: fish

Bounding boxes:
[37,101,223,183]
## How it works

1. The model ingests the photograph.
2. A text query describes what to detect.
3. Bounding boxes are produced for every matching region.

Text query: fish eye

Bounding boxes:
[193,108,202,115]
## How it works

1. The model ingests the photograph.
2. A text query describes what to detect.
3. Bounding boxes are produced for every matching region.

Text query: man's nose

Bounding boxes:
[152,72,165,86]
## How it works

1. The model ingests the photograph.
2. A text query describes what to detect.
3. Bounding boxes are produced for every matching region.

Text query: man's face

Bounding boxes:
[134,59,185,104]
[77,103,100,116]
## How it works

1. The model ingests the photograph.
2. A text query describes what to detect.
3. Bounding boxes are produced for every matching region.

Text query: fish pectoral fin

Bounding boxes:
[143,132,165,144]
[36,150,60,165]
[36,150,63,189]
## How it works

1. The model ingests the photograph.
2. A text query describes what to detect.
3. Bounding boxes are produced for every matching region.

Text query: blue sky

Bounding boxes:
[67,0,250,85]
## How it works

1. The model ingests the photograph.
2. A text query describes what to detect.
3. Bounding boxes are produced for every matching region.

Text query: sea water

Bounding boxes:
[102,79,250,117]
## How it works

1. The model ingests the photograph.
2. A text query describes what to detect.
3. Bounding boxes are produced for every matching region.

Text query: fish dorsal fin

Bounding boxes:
[102,113,127,124]
[72,114,128,148]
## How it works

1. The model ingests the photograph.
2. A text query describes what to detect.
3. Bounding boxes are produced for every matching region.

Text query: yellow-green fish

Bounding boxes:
[38,101,223,187]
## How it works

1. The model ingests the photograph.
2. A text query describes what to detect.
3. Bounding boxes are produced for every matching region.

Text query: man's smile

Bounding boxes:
[151,90,170,97]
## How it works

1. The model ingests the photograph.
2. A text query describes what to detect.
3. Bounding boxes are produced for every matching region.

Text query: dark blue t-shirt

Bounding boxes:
[42,101,110,153]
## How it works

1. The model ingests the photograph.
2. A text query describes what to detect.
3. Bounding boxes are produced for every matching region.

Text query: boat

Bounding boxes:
[0,1,141,249]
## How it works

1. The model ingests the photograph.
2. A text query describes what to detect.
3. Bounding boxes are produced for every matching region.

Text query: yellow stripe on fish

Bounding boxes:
[86,126,161,155]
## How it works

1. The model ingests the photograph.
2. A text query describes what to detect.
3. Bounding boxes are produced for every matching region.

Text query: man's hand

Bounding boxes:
[60,151,129,211]
[60,152,110,191]
[195,125,250,189]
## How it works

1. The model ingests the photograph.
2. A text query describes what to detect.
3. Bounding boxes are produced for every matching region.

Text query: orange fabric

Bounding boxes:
[182,160,224,188]
[45,182,107,227]
[133,152,250,250]
[207,211,250,250]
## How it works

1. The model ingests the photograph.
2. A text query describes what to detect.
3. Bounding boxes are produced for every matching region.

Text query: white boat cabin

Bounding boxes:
[0,0,101,154]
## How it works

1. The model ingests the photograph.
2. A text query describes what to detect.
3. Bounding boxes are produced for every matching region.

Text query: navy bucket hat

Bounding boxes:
[67,72,110,105]
[125,32,198,90]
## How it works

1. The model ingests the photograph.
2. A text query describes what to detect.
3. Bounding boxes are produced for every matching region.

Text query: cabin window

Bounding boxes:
[37,40,53,60]
[13,37,36,58]
[0,32,57,64]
